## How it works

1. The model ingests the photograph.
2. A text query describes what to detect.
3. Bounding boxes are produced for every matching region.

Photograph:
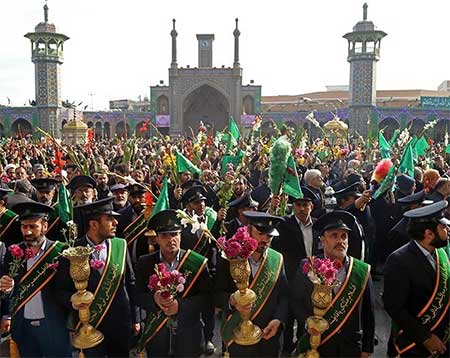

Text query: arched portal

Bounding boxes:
[183,84,229,134]
[115,121,130,139]
[409,118,425,136]
[103,122,111,139]
[379,117,399,140]
[95,122,102,138]
[11,118,32,137]
[434,119,450,142]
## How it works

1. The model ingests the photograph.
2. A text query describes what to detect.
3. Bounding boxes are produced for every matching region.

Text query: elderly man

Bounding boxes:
[216,212,288,357]
[0,200,70,357]
[303,169,326,218]
[69,175,97,237]
[383,201,449,357]
[291,210,375,358]
[135,209,211,357]
[30,178,60,240]
[110,183,129,211]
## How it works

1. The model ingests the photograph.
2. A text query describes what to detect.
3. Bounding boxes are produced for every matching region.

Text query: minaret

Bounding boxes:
[343,3,386,135]
[24,2,69,136]
[171,19,178,68]
[233,18,240,68]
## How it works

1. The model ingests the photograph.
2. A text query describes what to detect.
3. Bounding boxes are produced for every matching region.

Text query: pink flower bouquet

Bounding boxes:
[216,226,258,259]
[148,263,187,300]
[302,257,343,286]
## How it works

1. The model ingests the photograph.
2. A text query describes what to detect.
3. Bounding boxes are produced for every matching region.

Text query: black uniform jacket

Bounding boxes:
[383,241,449,356]
[135,249,212,356]
[291,256,375,356]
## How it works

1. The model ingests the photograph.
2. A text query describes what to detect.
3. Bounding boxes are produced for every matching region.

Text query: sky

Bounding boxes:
[1,0,450,110]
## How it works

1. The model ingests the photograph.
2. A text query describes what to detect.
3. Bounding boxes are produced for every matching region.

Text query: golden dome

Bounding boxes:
[63,120,88,130]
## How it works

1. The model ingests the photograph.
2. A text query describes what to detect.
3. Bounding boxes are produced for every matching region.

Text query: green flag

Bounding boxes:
[373,165,396,199]
[226,117,240,154]
[378,131,391,159]
[284,155,303,199]
[58,184,72,224]
[398,142,415,178]
[176,152,201,175]
[221,155,243,175]
[414,136,430,156]
[388,129,400,147]
[446,144,450,154]
[151,177,169,218]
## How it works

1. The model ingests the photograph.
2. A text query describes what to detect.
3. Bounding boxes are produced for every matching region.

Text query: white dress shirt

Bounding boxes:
[24,240,47,320]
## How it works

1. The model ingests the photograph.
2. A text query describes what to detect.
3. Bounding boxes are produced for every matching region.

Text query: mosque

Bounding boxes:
[1,3,450,141]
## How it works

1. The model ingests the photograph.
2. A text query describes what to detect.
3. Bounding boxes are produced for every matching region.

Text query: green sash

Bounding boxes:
[222,248,283,347]
[47,204,61,234]
[12,241,66,316]
[394,248,450,356]
[123,213,147,247]
[298,258,371,354]
[136,249,207,351]
[0,209,18,240]
[78,238,127,329]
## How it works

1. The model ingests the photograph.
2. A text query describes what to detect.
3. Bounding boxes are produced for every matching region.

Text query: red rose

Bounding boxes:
[148,274,160,291]
[159,273,172,287]
[225,241,242,259]
[157,263,166,273]
[302,261,311,274]
[9,245,24,259]
[25,248,35,260]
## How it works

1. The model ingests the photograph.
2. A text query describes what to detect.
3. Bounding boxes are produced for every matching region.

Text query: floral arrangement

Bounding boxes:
[176,209,217,244]
[302,257,342,286]
[148,263,187,299]
[217,226,258,259]
[90,244,106,271]
[8,245,35,278]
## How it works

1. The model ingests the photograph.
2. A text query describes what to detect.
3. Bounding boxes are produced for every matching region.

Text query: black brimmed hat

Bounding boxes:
[12,200,53,221]
[228,193,259,209]
[313,210,354,235]
[403,200,450,225]
[243,211,284,236]
[30,178,58,192]
[68,175,97,191]
[181,186,207,205]
[76,197,121,218]
[147,209,182,234]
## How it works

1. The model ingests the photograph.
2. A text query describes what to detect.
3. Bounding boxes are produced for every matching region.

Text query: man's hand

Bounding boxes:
[0,318,11,334]
[217,208,227,222]
[360,352,370,358]
[229,295,252,316]
[423,334,447,355]
[0,276,14,293]
[163,300,179,316]
[262,319,281,340]
[355,190,372,210]
[269,195,280,213]
[174,187,182,201]
[154,291,177,315]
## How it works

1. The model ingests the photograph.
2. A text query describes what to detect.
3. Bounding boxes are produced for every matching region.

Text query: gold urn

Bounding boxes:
[304,284,333,358]
[63,247,104,352]
[229,258,263,346]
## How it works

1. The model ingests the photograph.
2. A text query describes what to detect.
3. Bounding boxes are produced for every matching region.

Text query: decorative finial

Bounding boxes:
[363,3,368,21]
[44,0,49,22]
[234,18,240,37]
[235,18,239,29]
[172,19,176,30]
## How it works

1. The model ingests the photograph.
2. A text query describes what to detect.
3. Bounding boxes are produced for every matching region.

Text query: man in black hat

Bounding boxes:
[54,197,139,357]
[383,200,449,357]
[30,178,61,240]
[224,192,259,239]
[0,199,71,357]
[0,188,20,246]
[216,211,288,357]
[271,187,321,355]
[134,209,211,357]
[116,184,149,265]
[69,175,97,238]
[291,210,375,358]
[387,190,428,254]
[180,185,224,355]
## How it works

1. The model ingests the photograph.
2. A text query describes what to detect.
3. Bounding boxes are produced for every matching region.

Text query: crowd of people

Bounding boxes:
[0,121,447,358]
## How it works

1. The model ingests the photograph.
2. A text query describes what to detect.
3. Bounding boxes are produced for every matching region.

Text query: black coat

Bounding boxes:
[54,236,138,357]
[135,249,212,357]
[271,215,320,282]
[1,239,72,356]
[290,256,375,356]
[214,251,289,357]
[387,217,410,255]
[383,241,449,357]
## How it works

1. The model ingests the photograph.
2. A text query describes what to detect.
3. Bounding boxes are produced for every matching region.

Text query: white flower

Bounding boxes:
[180,218,190,227]
[306,112,320,128]
[190,222,201,234]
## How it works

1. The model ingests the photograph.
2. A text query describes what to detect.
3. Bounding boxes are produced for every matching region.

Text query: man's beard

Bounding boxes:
[114,199,126,208]
[76,198,92,205]
[39,198,52,206]
[25,235,44,247]
[431,236,448,249]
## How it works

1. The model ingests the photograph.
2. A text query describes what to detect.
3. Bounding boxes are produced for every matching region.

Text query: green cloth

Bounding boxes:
[445,144,450,154]
[151,177,169,218]
[378,131,391,159]
[226,117,240,154]
[398,142,415,178]
[284,155,303,199]
[414,136,430,156]
[176,152,201,175]
[388,129,400,147]
[58,184,72,224]
[221,155,243,175]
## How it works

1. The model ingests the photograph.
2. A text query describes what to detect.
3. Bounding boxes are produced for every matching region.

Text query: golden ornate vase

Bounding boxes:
[229,258,263,346]
[305,284,332,358]
[63,247,104,355]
